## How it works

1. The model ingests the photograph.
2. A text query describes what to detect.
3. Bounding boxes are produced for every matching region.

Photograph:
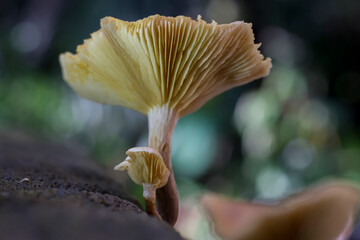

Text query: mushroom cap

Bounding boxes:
[202,182,360,240]
[59,15,272,117]
[114,147,170,188]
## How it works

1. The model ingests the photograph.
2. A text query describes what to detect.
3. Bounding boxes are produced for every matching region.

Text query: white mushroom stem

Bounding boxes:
[143,183,162,219]
[143,183,156,200]
[147,104,179,225]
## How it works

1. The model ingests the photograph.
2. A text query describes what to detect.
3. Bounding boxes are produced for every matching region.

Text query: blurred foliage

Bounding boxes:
[1,0,360,239]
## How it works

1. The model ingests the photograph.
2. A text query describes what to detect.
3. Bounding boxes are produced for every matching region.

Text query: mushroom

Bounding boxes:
[202,182,360,240]
[59,15,272,225]
[114,147,170,219]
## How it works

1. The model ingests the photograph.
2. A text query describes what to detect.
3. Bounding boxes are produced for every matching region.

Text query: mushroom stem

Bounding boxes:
[143,183,162,219]
[148,104,179,226]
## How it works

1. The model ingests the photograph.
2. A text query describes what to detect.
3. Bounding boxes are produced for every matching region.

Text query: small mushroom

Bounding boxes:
[114,147,170,219]
[59,15,272,225]
[202,182,360,240]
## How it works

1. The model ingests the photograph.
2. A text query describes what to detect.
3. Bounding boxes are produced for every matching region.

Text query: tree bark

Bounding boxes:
[0,132,183,240]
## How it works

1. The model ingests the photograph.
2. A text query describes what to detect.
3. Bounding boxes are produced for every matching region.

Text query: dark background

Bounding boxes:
[1,0,360,238]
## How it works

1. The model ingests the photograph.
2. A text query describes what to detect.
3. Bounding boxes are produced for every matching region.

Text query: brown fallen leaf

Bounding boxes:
[202,181,360,240]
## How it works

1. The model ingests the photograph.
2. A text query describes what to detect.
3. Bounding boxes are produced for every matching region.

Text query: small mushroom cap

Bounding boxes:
[202,182,360,240]
[114,147,170,188]
[59,15,271,117]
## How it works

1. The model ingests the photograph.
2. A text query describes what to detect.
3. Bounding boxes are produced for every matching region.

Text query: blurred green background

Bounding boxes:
[1,0,360,238]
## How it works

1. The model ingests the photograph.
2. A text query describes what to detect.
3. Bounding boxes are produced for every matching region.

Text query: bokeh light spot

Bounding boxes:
[11,21,42,53]
[172,115,217,179]
[242,126,275,159]
[282,138,314,170]
[256,167,291,199]
[206,0,239,23]
[299,100,330,131]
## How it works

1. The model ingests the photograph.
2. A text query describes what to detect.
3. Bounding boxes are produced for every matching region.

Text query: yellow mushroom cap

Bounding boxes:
[59,15,272,117]
[114,147,170,188]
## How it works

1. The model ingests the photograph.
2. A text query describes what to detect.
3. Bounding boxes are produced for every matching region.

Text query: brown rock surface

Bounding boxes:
[0,132,183,240]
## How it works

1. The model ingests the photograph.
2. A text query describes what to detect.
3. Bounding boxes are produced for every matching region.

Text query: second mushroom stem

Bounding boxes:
[143,183,162,219]
[148,104,179,226]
